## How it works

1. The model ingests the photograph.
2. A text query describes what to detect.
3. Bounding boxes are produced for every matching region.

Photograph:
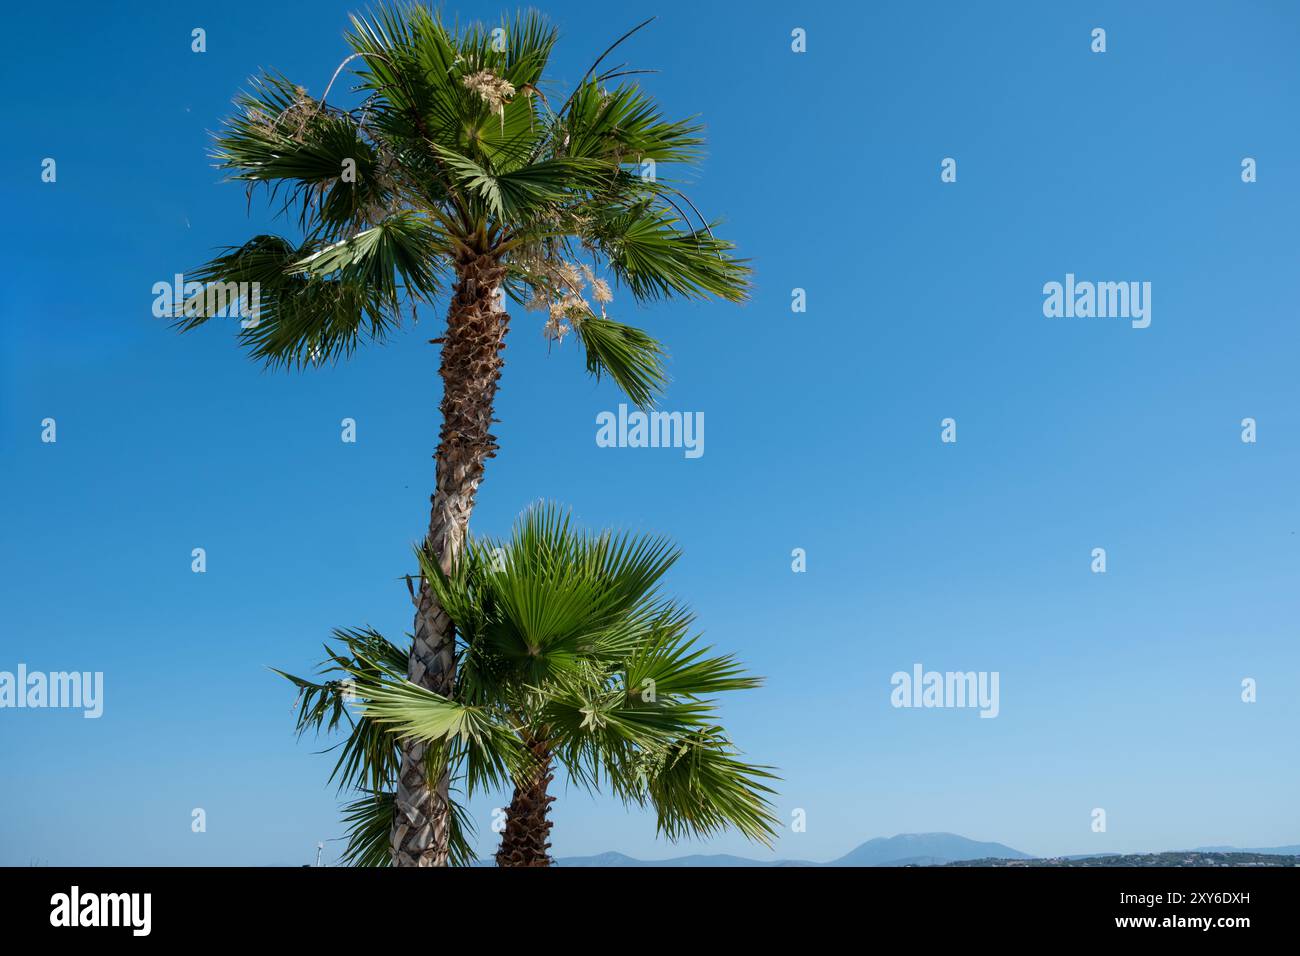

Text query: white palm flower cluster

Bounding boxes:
[461,70,515,123]
[521,255,615,343]
[247,86,319,143]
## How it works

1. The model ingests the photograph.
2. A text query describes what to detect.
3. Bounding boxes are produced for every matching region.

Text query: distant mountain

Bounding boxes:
[549,832,1028,867]
[829,833,1031,867]
[483,834,1300,867]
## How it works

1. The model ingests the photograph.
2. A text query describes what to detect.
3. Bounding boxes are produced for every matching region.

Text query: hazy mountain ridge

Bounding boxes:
[540,834,1300,867]
[552,832,1027,867]
[828,833,1030,866]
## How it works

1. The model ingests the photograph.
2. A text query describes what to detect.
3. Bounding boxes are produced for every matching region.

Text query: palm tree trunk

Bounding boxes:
[495,738,556,867]
[390,250,508,867]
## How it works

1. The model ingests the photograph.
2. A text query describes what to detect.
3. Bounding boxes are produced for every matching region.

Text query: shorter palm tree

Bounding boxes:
[279,504,777,865]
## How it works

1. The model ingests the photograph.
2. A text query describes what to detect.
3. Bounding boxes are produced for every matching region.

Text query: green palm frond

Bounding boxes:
[430,146,605,221]
[359,677,525,795]
[563,80,704,165]
[273,627,408,795]
[337,789,479,867]
[177,235,408,369]
[422,505,678,681]
[591,204,750,303]
[622,626,764,702]
[337,791,397,867]
[543,686,718,748]
[213,72,389,235]
[641,729,780,847]
[291,212,446,300]
[278,626,492,867]
[573,317,667,409]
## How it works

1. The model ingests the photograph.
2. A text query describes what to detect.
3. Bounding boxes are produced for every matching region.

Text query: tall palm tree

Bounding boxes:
[278,504,777,866]
[178,5,749,866]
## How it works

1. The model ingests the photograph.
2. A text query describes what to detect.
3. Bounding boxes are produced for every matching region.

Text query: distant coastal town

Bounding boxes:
[942,852,1300,868]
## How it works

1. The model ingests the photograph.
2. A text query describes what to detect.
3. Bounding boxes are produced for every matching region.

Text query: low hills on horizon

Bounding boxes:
[540,832,1300,867]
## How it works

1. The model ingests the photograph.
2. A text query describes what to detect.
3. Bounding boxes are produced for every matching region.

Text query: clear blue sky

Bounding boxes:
[2,0,1298,865]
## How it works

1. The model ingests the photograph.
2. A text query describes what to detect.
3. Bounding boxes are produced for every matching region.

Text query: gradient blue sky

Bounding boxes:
[2,0,1298,865]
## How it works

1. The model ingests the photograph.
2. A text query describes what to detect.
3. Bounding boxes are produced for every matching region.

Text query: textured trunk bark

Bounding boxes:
[495,738,556,867]
[390,251,508,867]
